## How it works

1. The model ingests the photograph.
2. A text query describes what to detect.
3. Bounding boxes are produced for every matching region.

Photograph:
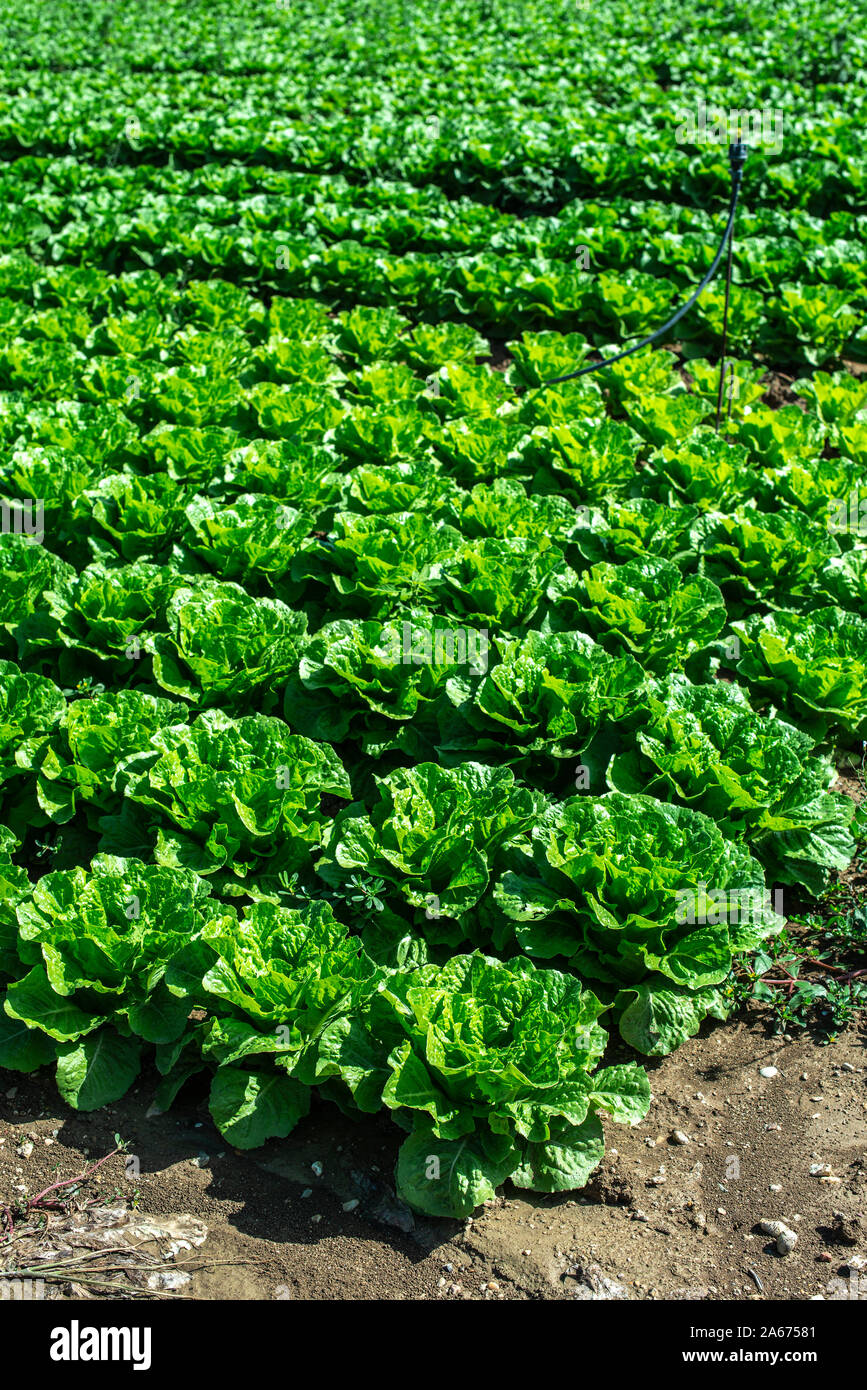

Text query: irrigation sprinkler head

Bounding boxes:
[729,140,749,174]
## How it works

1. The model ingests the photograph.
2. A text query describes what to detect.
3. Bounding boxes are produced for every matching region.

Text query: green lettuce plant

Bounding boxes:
[283,608,486,754]
[199,900,385,1148]
[492,792,780,1051]
[691,507,841,613]
[439,628,645,780]
[606,675,856,892]
[298,511,463,618]
[733,605,867,738]
[3,860,229,1107]
[149,578,308,706]
[512,417,642,502]
[0,660,66,816]
[318,761,546,944]
[111,710,350,890]
[549,557,726,675]
[365,952,650,1217]
[642,430,768,514]
[179,492,316,591]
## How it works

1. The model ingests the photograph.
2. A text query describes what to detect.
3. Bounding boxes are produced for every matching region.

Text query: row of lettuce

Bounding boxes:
[0,639,859,890]
[0,221,863,366]
[0,254,864,461]
[4,461,867,629]
[8,156,867,286]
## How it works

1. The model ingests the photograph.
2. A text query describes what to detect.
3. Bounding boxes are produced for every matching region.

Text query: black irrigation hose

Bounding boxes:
[531,141,748,397]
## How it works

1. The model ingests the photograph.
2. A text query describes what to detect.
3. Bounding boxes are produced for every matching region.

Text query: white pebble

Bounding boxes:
[759,1220,789,1238]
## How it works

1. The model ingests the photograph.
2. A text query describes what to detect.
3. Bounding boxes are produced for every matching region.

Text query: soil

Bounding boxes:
[482,336,513,373]
[760,370,805,411]
[2,1007,865,1302]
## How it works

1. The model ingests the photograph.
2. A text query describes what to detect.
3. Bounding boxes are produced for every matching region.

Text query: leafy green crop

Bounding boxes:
[111,711,350,892]
[606,675,856,892]
[369,953,649,1216]
[549,557,726,675]
[0,0,864,1220]
[440,629,645,778]
[492,792,780,1049]
[3,859,228,1106]
[319,762,546,944]
[733,606,867,737]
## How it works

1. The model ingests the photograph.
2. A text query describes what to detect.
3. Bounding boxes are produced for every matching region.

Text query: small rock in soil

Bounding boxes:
[759,1220,790,1238]
[564,1261,629,1301]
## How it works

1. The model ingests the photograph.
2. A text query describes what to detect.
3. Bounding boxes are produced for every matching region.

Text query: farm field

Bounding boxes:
[1,0,866,1306]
